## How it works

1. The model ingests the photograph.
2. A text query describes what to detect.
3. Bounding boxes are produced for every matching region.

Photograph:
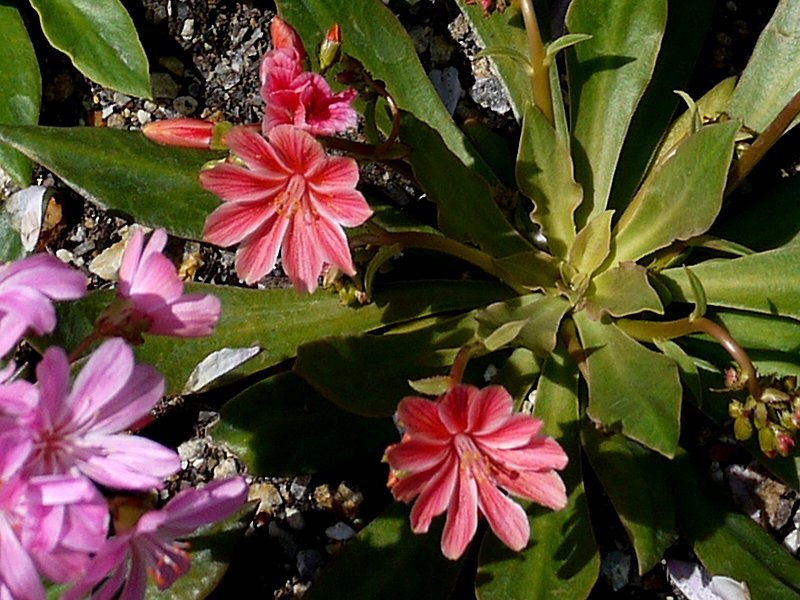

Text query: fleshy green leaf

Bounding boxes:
[573,312,681,457]
[727,0,800,133]
[566,0,667,227]
[654,339,703,405]
[306,503,463,600]
[45,280,512,395]
[611,121,739,264]
[494,348,540,410]
[29,0,151,98]
[584,262,663,319]
[277,0,494,178]
[407,375,452,396]
[476,294,570,356]
[0,126,220,240]
[481,319,529,352]
[517,103,583,258]
[477,346,599,600]
[568,210,614,277]
[493,250,562,291]
[0,3,40,186]
[660,244,800,320]
[294,314,477,417]
[582,428,674,574]
[685,267,707,320]
[545,34,593,60]
[213,372,395,476]
[0,207,26,262]
[670,449,800,598]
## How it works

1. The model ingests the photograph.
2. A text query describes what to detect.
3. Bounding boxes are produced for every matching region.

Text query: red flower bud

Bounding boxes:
[142,118,214,149]
[270,16,306,60]
[319,24,342,71]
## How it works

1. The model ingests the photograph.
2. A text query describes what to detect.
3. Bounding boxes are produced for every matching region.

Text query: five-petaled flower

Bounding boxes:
[64,477,249,600]
[260,17,357,136]
[385,384,569,560]
[200,125,373,292]
[96,227,221,343]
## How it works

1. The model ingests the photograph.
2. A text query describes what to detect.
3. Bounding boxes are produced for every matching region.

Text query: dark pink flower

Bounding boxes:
[385,384,569,560]
[96,228,221,341]
[64,477,249,600]
[22,338,180,490]
[260,18,357,136]
[0,254,86,357]
[200,126,372,292]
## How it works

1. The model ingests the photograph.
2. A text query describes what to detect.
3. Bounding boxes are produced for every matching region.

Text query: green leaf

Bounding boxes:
[581,428,674,574]
[144,505,252,600]
[0,208,26,262]
[654,339,703,405]
[611,121,739,263]
[455,0,532,121]
[400,115,533,258]
[30,0,150,98]
[0,126,220,240]
[462,119,516,187]
[477,46,532,69]
[476,294,570,356]
[213,372,395,476]
[47,280,513,395]
[584,263,663,319]
[494,348,540,410]
[670,449,800,598]
[0,3,40,186]
[685,267,707,320]
[573,312,681,457]
[306,503,463,600]
[609,0,715,211]
[493,250,562,291]
[566,0,667,227]
[481,319,529,352]
[277,0,494,178]
[407,375,452,396]
[568,210,613,278]
[517,103,583,258]
[477,346,599,600]
[727,0,800,133]
[660,244,800,320]
[545,34,593,60]
[294,314,477,417]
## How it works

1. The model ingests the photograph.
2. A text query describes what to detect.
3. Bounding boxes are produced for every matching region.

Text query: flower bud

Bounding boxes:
[733,415,752,441]
[758,427,776,456]
[271,16,306,59]
[143,118,214,149]
[775,431,795,457]
[319,24,342,71]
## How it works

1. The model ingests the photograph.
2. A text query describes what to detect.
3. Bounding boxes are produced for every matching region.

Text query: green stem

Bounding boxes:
[617,315,761,400]
[449,342,482,388]
[520,0,554,124]
[561,317,589,380]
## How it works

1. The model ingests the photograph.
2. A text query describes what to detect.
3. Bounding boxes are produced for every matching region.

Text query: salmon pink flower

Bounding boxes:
[96,228,221,342]
[21,338,180,490]
[0,253,87,357]
[385,384,569,560]
[64,477,248,600]
[200,126,373,292]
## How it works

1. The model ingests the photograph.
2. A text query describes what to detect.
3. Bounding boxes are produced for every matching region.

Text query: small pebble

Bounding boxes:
[106,113,126,129]
[325,522,356,541]
[296,549,323,578]
[150,72,180,99]
[173,95,199,116]
[136,110,152,124]
[285,507,306,531]
[291,476,311,500]
[181,18,195,39]
[213,457,238,479]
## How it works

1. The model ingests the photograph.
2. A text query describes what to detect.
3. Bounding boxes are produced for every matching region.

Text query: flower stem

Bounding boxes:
[68,329,104,363]
[520,0,554,124]
[617,315,761,400]
[449,342,482,388]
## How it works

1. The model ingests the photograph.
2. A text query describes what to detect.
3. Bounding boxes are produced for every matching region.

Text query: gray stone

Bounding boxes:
[296,549,323,578]
[325,522,356,541]
[150,73,180,99]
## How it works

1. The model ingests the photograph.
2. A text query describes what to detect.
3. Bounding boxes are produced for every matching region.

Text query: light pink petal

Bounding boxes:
[234,213,291,284]
[118,228,145,295]
[0,253,86,300]
[62,536,131,600]
[263,90,304,134]
[139,229,168,268]
[76,434,180,490]
[203,199,282,248]
[482,437,569,472]
[438,385,474,434]
[409,454,458,534]
[0,430,31,478]
[0,316,27,358]
[0,286,58,336]
[390,465,439,503]
[152,477,248,537]
[267,125,327,174]
[226,127,292,175]
[496,470,568,511]
[476,480,530,552]
[311,187,373,230]
[314,218,356,276]
[474,413,540,449]
[281,210,325,293]
[36,346,71,429]
[68,339,134,419]
[385,439,450,473]
[308,155,359,190]
[297,75,358,135]
[91,364,164,433]
[128,254,183,302]
[0,518,44,600]
[118,545,149,600]
[199,162,287,204]
[260,47,303,91]
[146,293,221,337]
[467,385,514,434]
[440,471,478,560]
[396,397,450,441]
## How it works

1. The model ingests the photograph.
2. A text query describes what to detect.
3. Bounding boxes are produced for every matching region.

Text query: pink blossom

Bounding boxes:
[96,228,221,341]
[385,384,569,560]
[260,18,357,136]
[21,338,180,490]
[0,254,86,357]
[200,126,373,292]
[64,477,249,600]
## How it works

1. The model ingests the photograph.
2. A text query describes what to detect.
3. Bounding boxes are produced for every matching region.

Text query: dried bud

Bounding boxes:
[143,118,214,149]
[319,24,342,71]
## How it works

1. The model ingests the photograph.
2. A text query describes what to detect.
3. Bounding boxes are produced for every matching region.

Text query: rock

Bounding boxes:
[335,483,364,519]
[314,484,334,510]
[173,95,198,116]
[106,113,126,129]
[249,482,283,514]
[600,550,631,592]
[296,549,323,578]
[325,522,356,541]
[151,72,180,99]
[181,18,195,39]
[291,476,311,500]
[429,67,462,115]
[213,457,238,479]
[285,507,306,531]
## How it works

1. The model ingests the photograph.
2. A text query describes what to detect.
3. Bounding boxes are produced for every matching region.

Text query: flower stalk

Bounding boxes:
[520,0,554,124]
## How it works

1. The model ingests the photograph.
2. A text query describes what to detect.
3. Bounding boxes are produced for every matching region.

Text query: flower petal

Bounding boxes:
[199,162,287,205]
[483,437,569,472]
[281,208,325,293]
[409,454,458,534]
[385,438,450,473]
[0,517,45,600]
[150,477,248,537]
[226,127,292,176]
[474,413,540,449]
[203,198,281,248]
[314,217,356,276]
[440,471,478,560]
[476,479,529,552]
[234,213,291,284]
[91,364,164,433]
[467,385,513,434]
[76,434,180,490]
[396,397,450,441]
[497,469,568,511]
[117,228,145,296]
[146,293,221,337]
[268,125,327,174]
[438,385,474,434]
[0,253,86,300]
[68,339,134,419]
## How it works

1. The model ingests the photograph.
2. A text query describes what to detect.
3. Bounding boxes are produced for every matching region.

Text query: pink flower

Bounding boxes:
[260,18,357,136]
[0,254,86,357]
[385,384,569,560]
[64,477,249,600]
[21,338,180,490]
[200,126,373,292]
[96,228,221,341]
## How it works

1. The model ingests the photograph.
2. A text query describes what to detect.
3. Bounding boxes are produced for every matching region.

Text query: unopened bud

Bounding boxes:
[143,118,214,149]
[758,427,776,456]
[775,431,795,457]
[270,16,306,59]
[319,24,342,71]
[733,415,752,441]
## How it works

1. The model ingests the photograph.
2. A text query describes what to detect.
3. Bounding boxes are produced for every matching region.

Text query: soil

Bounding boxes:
[3,0,800,598]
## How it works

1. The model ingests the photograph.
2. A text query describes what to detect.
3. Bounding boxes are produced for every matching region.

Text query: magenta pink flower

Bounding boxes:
[0,253,86,357]
[64,477,249,600]
[200,125,373,291]
[260,17,357,136]
[96,228,221,342]
[385,384,569,560]
[21,338,180,490]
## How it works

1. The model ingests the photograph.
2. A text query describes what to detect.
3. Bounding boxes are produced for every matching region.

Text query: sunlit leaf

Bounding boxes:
[569,210,613,277]
[476,294,570,356]
[584,262,663,319]
[545,34,593,60]
[654,339,703,405]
